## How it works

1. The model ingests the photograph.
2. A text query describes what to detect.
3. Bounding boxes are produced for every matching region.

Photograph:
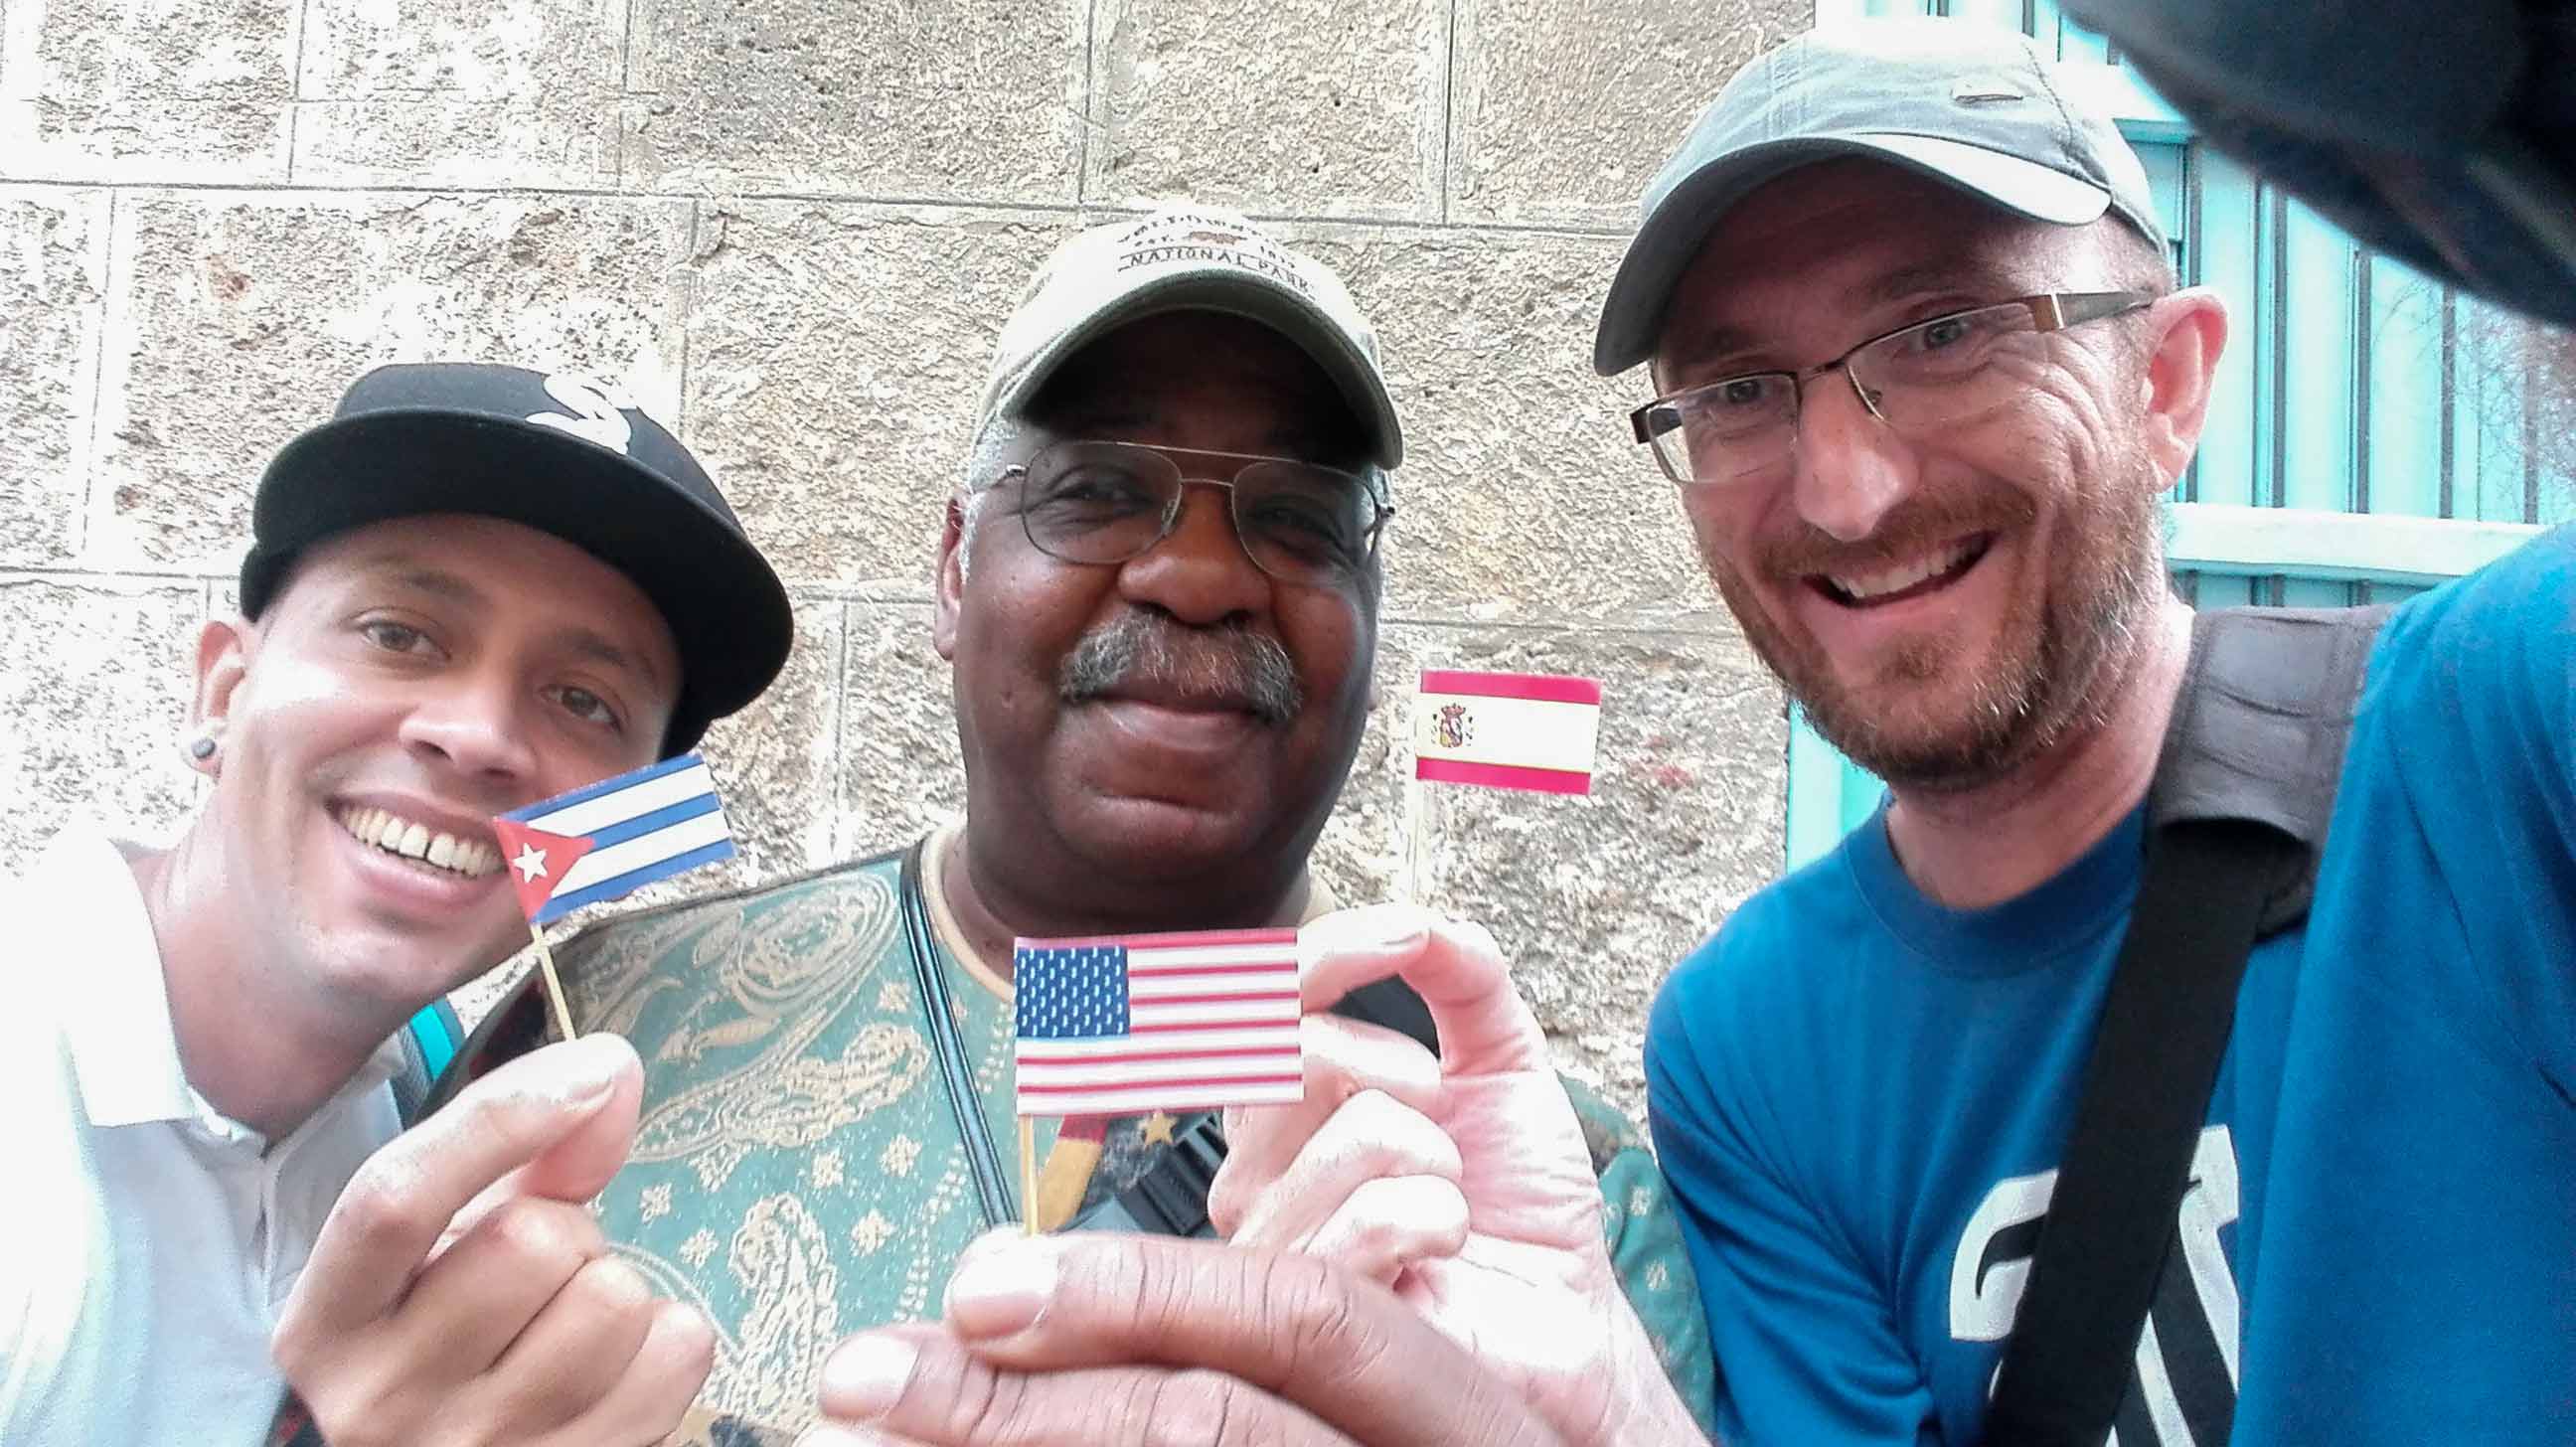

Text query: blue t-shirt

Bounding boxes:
[1647,528,2574,1446]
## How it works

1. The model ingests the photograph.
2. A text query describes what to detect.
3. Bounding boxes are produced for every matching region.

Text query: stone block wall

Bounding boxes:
[0,0,1808,1114]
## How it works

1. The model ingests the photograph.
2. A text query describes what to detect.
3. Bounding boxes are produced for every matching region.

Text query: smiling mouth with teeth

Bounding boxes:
[1814,535,1993,608]
[334,804,503,880]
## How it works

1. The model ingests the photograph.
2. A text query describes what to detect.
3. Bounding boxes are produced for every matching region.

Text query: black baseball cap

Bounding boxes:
[240,363,792,754]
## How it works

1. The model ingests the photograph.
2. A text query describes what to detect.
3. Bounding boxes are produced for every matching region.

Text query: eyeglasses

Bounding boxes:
[1629,290,2159,486]
[996,440,1392,587]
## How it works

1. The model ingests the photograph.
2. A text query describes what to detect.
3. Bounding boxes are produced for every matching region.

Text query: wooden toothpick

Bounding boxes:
[1018,1117,1040,1237]
[529,923,578,1042]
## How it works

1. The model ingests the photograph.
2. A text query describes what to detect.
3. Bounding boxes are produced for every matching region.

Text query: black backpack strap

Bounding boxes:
[1985,603,2393,1446]
[2147,603,2394,931]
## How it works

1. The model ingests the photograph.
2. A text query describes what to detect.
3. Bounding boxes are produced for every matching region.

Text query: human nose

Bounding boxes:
[1115,481,1268,625]
[1788,364,1920,544]
[397,670,540,783]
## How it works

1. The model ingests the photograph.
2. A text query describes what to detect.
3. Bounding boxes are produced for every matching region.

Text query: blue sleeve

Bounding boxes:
[2365,527,2576,1092]
[1647,965,1941,1447]
[2235,528,2576,1443]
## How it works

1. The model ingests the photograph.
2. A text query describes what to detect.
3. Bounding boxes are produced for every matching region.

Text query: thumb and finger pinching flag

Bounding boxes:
[493,751,737,1038]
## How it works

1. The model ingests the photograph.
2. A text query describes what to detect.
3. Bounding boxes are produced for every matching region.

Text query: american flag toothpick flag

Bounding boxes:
[1013,929,1305,1117]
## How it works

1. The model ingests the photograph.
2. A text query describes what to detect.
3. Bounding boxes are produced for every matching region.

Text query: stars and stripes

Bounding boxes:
[492,752,735,925]
[1013,929,1305,1117]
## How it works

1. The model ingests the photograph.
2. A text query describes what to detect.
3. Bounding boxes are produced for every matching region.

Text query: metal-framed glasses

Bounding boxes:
[998,439,1392,587]
[1629,290,2159,486]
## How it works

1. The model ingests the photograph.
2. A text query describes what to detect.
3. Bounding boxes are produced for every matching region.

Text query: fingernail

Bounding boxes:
[794,1426,883,1447]
[540,1034,636,1108]
[1301,902,1433,955]
[943,1232,1060,1341]
[819,1333,918,1420]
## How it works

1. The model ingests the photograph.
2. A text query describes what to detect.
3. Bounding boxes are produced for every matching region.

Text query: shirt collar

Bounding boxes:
[45,829,409,1142]
[925,824,1340,1001]
[41,831,199,1129]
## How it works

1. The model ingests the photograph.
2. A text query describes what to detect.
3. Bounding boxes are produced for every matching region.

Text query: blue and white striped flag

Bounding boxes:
[492,752,735,925]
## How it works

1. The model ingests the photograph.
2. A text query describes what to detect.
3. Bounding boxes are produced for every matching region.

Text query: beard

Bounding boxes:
[1710,451,2170,793]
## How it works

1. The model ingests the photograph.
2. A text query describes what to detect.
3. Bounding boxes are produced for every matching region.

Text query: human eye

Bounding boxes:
[357,617,443,659]
[1714,375,1777,408]
[1035,460,1158,511]
[1915,314,1978,351]
[545,683,624,732]
[1241,470,1370,566]
[1682,375,1790,440]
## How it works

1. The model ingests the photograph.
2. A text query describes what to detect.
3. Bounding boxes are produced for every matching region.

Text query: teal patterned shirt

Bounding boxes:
[444,836,1714,1442]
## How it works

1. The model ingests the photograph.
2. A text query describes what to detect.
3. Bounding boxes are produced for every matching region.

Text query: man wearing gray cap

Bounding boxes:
[442,206,1712,1444]
[1605,15,2573,1447]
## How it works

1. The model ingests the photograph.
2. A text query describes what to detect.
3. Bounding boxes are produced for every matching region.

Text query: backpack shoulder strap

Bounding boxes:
[2149,602,2394,932]
[1984,601,2393,1446]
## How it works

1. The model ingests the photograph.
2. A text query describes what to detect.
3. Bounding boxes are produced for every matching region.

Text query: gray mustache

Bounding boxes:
[1058,613,1303,726]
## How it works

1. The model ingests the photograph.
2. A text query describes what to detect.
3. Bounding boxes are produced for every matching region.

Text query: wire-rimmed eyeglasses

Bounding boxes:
[996,439,1392,588]
[1629,290,2159,486]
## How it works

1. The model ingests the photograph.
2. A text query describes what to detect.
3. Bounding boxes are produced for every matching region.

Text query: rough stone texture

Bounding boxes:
[1088,0,1446,219]
[291,0,624,187]
[0,0,295,184]
[1449,0,1808,228]
[89,191,690,572]
[0,576,203,869]
[691,592,845,886]
[678,204,1064,592]
[1310,620,1786,1118]
[0,1,1801,1122]
[621,0,1085,202]
[1303,223,1725,627]
[0,187,110,566]
[833,599,966,857]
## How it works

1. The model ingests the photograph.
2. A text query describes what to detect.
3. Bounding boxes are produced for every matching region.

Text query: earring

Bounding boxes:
[187,733,219,762]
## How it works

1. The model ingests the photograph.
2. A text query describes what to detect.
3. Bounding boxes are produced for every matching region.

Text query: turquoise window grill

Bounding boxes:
[1782,0,2570,869]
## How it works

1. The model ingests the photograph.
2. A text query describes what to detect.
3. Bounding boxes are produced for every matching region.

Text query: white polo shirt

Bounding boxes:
[0,831,405,1447]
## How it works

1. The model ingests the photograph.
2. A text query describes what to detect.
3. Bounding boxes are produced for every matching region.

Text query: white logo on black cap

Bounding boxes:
[527,373,636,455]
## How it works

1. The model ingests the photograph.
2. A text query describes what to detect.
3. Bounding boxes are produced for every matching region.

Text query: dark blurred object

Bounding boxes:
[2068,0,2576,327]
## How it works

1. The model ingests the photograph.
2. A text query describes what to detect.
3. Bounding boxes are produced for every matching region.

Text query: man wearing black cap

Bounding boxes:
[0,363,790,1447]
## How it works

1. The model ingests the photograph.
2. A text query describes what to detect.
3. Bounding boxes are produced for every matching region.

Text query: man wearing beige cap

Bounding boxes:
[442,206,1712,1444]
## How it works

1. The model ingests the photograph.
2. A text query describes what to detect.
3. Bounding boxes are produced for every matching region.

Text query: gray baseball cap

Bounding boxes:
[1593,18,2168,377]
[971,207,1403,474]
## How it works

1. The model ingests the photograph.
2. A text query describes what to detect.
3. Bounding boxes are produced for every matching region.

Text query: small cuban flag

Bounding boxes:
[1412,669,1603,794]
[491,752,736,925]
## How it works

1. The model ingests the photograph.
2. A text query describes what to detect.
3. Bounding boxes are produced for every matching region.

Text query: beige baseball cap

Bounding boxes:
[972,207,1404,475]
